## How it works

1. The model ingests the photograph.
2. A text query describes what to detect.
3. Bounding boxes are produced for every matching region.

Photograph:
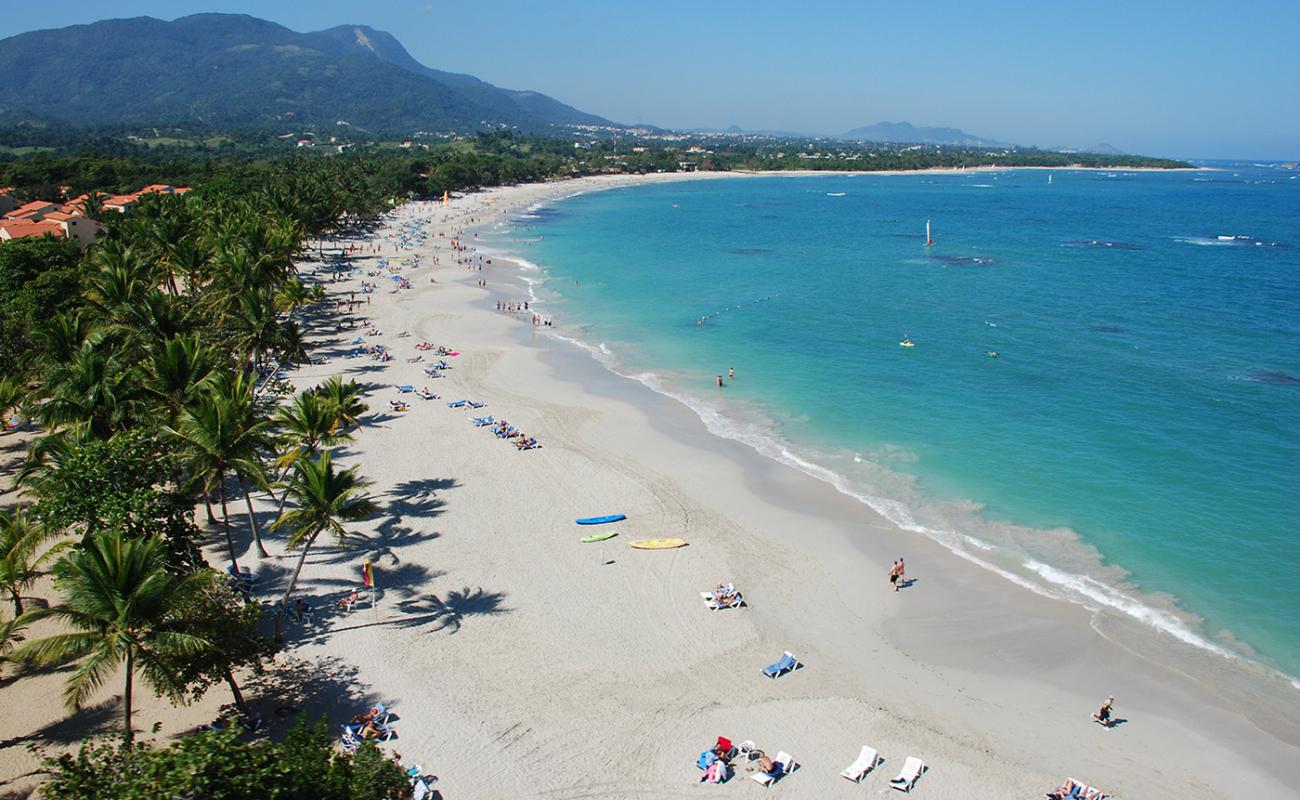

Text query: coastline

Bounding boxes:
[266,173,1297,797]
[2,170,1285,798]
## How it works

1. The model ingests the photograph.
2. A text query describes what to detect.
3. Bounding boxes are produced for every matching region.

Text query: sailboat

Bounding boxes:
[925,219,935,247]
[1048,173,1054,184]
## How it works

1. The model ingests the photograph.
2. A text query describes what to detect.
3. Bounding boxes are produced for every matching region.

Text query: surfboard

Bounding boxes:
[576,514,626,525]
[580,531,618,543]
[629,538,687,550]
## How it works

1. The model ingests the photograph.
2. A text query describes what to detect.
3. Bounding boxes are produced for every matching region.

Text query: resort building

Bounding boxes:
[0,183,189,247]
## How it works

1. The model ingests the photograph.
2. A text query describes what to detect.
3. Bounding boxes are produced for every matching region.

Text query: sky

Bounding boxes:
[7,1,1299,159]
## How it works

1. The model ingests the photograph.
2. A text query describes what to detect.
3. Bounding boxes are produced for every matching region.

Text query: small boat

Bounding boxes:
[900,338,915,348]
[925,219,935,247]
[576,514,626,525]
[629,538,688,550]
[986,350,999,358]
[580,531,619,543]
[827,192,846,197]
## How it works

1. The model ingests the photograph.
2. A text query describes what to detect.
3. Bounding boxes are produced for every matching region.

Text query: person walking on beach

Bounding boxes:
[897,557,906,589]
[889,560,899,590]
[1093,696,1115,727]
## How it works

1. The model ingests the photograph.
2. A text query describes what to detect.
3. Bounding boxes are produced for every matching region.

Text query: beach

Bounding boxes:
[2,171,1297,799]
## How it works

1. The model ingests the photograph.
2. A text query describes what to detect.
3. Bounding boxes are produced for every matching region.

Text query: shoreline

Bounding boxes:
[240,174,1296,796]
[483,171,1297,684]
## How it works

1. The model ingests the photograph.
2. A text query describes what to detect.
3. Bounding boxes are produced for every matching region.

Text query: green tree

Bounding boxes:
[166,373,274,566]
[0,508,62,616]
[39,719,410,800]
[20,431,201,571]
[270,452,375,640]
[11,530,213,745]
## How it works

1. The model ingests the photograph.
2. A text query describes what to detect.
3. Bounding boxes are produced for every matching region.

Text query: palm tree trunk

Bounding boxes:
[273,530,319,641]
[10,590,21,617]
[122,650,135,746]
[204,495,218,524]
[218,476,240,574]
[237,475,269,558]
[223,667,247,714]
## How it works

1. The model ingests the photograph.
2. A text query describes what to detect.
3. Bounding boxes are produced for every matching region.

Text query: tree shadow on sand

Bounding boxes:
[240,654,385,734]
[392,587,509,634]
[0,697,120,751]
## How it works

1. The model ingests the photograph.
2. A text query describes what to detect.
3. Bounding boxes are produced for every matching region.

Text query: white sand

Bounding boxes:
[2,172,1295,799]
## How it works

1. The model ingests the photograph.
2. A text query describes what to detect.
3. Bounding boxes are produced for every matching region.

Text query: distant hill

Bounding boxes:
[0,13,615,133]
[839,121,1010,148]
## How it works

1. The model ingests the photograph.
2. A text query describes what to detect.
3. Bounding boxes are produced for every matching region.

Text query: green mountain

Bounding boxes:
[0,13,615,133]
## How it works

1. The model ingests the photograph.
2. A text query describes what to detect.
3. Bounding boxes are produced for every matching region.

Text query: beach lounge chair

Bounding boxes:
[701,584,744,610]
[472,415,495,427]
[737,740,757,761]
[446,400,467,408]
[840,745,880,782]
[751,751,796,786]
[396,385,414,393]
[1046,779,1107,800]
[516,437,540,450]
[467,400,486,409]
[889,756,926,792]
[762,651,800,678]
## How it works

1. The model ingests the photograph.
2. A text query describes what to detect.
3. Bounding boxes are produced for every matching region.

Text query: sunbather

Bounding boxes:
[756,753,782,778]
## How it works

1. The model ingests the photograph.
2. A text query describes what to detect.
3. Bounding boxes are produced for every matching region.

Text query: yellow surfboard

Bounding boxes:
[629,538,688,550]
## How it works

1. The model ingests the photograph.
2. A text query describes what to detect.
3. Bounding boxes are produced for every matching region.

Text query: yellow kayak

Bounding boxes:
[629,538,688,550]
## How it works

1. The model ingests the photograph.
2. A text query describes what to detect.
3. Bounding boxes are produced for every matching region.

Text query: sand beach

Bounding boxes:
[2,172,1297,799]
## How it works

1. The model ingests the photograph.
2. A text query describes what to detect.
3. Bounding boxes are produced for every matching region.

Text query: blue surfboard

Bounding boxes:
[576,514,626,525]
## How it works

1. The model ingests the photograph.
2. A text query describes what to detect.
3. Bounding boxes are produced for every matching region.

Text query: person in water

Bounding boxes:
[729,367,735,380]
[716,375,724,388]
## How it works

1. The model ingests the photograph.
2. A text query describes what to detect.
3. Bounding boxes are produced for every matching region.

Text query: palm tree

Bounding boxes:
[11,530,212,745]
[270,452,375,640]
[0,376,24,428]
[166,374,274,566]
[143,335,216,428]
[311,376,369,435]
[37,342,145,441]
[0,509,61,616]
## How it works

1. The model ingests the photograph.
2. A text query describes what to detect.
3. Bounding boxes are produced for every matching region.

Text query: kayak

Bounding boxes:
[580,531,618,543]
[899,341,915,348]
[629,538,688,550]
[576,514,626,525]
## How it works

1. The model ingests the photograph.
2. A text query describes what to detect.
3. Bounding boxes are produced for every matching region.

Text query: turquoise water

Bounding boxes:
[493,166,1300,678]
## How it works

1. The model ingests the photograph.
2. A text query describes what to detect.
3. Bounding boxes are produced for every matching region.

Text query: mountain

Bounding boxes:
[839,121,1010,148]
[307,25,611,127]
[0,14,614,133]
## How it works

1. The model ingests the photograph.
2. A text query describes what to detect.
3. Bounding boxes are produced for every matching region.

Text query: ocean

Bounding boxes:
[486,164,1300,680]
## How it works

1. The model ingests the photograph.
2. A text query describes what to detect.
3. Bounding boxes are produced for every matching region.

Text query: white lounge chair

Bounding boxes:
[751,751,796,786]
[890,756,926,792]
[841,745,880,782]
[737,740,757,761]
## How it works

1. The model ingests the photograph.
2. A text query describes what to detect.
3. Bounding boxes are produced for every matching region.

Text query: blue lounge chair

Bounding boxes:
[472,415,494,426]
[396,385,414,393]
[447,400,467,408]
[467,400,486,409]
[762,651,800,678]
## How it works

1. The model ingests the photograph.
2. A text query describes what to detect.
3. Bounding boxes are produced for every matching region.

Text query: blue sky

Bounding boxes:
[8,1,1299,159]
